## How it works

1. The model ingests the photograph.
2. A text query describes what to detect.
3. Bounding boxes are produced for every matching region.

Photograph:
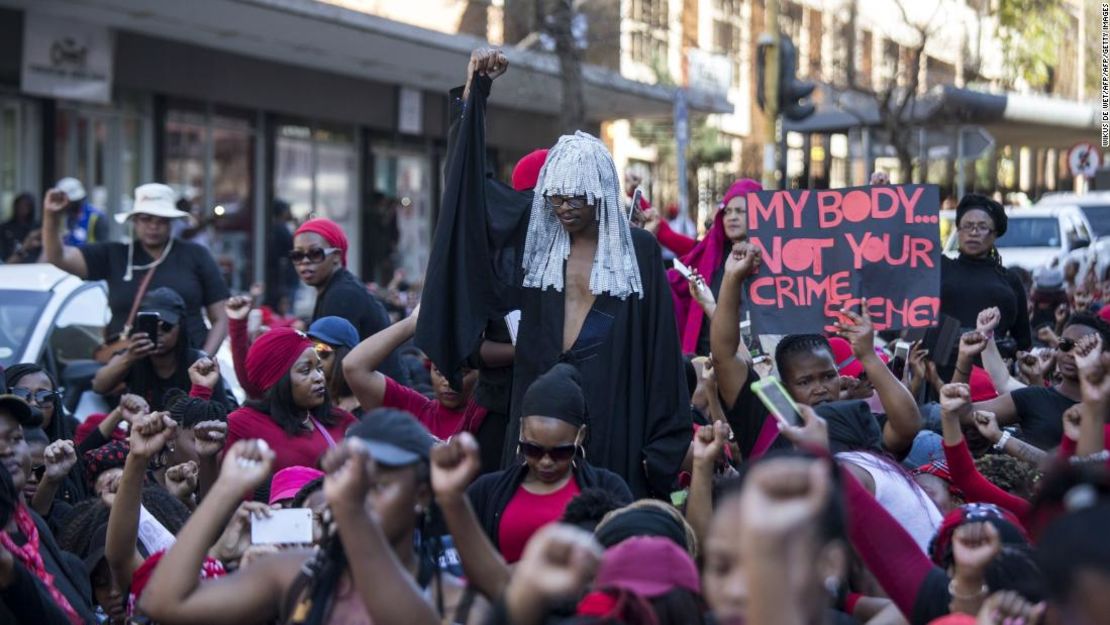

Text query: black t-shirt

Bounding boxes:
[1010,386,1075,449]
[82,239,230,350]
[722,368,791,459]
[313,268,404,382]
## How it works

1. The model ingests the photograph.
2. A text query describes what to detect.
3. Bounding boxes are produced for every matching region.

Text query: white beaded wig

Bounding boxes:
[521,131,644,300]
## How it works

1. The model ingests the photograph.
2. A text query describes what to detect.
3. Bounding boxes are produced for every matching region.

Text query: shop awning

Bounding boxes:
[3,0,730,120]
[785,84,1100,151]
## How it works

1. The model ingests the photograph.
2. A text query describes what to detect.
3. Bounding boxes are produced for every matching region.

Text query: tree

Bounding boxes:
[992,0,1069,92]
[836,0,940,181]
[544,0,588,133]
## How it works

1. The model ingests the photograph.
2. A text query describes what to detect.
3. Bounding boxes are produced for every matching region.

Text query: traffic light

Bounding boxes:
[779,36,814,120]
[755,34,816,121]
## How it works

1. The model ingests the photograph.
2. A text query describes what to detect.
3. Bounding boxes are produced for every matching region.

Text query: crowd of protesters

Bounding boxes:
[0,47,1108,625]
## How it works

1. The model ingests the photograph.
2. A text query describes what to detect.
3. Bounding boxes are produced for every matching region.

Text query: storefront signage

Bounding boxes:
[21,13,114,104]
[398,87,423,135]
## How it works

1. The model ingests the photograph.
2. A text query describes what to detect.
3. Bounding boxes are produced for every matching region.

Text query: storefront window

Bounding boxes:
[0,101,19,218]
[163,101,255,292]
[370,148,432,285]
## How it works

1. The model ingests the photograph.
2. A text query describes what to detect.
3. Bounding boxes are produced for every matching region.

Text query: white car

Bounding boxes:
[1,264,243,422]
[943,205,1094,271]
[1035,191,1110,280]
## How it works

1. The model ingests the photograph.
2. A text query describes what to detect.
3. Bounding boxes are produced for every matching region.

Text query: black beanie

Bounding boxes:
[956,194,1007,237]
[521,363,587,427]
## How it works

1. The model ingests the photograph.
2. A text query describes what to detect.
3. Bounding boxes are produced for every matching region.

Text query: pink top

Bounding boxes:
[498,478,581,563]
[225,405,356,475]
[381,377,487,440]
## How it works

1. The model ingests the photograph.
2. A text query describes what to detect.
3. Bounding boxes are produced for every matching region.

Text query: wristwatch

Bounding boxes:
[993,430,1012,451]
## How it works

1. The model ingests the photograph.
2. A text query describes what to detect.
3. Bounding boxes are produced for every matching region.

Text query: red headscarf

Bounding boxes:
[294,218,349,267]
[511,149,549,191]
[667,179,762,354]
[245,328,314,394]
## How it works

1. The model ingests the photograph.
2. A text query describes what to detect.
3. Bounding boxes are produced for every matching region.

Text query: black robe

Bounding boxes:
[416,76,691,498]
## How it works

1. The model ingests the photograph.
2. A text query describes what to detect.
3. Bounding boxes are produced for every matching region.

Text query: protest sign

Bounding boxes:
[745,184,941,333]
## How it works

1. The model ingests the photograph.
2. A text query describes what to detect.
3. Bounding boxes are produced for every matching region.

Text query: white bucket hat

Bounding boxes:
[55,177,86,202]
[114,183,190,224]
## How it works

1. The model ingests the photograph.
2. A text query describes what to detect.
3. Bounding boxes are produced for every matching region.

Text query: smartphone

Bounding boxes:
[135,312,161,349]
[673,258,693,280]
[751,377,802,428]
[251,508,313,545]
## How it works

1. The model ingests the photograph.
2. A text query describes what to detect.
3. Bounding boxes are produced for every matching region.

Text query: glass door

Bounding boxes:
[369,148,432,286]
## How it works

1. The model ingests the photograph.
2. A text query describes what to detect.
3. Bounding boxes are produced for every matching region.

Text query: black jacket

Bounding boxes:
[466,461,633,549]
[313,268,406,383]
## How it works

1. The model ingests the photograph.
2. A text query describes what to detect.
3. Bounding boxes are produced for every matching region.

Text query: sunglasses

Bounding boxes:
[314,342,335,356]
[546,195,589,210]
[158,320,176,333]
[519,441,577,462]
[11,388,60,404]
[31,464,46,482]
[289,247,340,264]
[1058,338,1077,353]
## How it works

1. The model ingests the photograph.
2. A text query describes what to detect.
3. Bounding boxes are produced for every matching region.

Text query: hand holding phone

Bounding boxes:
[752,377,802,428]
[135,312,161,350]
[251,508,313,545]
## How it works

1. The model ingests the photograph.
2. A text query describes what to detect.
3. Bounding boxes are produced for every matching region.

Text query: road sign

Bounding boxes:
[959,126,994,161]
[1068,142,1102,178]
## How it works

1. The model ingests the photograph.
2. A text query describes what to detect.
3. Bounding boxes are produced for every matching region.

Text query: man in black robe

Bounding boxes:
[416,49,691,498]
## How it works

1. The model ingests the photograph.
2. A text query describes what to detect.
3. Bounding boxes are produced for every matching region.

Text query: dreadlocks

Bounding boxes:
[522,131,643,300]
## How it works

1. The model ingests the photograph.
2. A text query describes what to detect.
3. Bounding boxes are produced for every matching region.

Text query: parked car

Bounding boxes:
[1034,192,1110,280]
[1,264,243,422]
[943,205,1093,271]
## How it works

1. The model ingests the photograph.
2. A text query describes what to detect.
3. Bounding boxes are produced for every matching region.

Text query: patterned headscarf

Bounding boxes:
[522,131,643,300]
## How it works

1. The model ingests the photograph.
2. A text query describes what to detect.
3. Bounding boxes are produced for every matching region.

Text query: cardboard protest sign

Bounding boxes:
[745,184,941,334]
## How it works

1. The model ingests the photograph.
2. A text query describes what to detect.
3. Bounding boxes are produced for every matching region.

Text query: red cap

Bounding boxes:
[594,536,701,597]
[245,328,314,393]
[511,149,549,191]
[269,466,325,505]
[294,218,349,266]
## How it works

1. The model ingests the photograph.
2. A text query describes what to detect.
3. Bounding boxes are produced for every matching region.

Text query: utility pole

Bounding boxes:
[761,0,780,190]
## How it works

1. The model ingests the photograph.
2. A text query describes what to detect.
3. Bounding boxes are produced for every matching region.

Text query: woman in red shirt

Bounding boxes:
[463,364,632,563]
[224,328,356,485]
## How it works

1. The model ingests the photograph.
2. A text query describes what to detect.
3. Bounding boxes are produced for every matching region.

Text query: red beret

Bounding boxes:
[511,149,549,192]
[294,218,349,267]
[246,328,314,393]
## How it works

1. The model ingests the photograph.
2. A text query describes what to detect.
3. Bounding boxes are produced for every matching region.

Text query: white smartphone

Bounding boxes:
[673,258,693,280]
[505,310,522,346]
[251,508,313,545]
[893,340,911,361]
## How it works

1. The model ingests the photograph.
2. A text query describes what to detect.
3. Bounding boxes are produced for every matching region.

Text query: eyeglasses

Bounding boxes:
[958,224,994,235]
[1058,338,1077,353]
[289,247,340,264]
[11,388,60,404]
[519,441,577,462]
[546,195,589,210]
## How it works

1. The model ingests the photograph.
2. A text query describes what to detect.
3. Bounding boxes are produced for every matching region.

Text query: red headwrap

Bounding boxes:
[667,179,762,353]
[245,327,314,394]
[294,218,349,267]
[511,149,549,191]
[128,549,226,615]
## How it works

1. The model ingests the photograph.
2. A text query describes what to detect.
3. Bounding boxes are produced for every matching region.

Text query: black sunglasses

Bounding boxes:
[11,388,60,404]
[289,247,339,264]
[519,441,577,462]
[31,464,46,482]
[1058,338,1077,353]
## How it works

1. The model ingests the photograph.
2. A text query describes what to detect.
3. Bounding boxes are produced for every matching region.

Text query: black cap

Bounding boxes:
[345,408,435,467]
[140,287,186,326]
[0,374,35,428]
[520,363,586,427]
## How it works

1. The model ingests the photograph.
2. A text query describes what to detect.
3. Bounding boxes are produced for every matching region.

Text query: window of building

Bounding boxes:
[627,0,669,68]
[163,101,255,292]
[711,0,744,89]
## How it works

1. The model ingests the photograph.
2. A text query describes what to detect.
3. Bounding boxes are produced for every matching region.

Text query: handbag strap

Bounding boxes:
[309,416,337,449]
[122,265,159,335]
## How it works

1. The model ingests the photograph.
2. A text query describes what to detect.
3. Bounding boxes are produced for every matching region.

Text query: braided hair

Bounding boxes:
[164,389,228,429]
[298,461,447,625]
[774,334,834,380]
